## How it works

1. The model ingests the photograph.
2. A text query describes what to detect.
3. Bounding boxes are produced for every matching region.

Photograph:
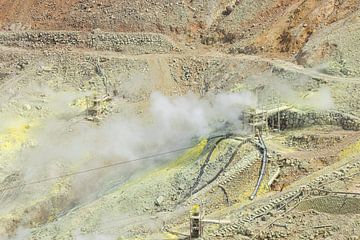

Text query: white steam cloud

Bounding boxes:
[13,91,256,205]
[269,83,334,110]
[246,71,334,110]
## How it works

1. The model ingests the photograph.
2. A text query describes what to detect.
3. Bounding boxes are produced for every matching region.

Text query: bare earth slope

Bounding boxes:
[1,0,360,75]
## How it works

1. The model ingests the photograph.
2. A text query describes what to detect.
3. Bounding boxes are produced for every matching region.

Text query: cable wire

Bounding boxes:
[0,144,197,192]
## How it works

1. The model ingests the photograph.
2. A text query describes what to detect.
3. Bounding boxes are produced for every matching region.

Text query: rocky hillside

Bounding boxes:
[1,0,359,74]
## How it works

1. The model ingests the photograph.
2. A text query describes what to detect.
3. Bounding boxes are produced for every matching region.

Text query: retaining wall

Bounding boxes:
[268,109,360,131]
[0,31,176,54]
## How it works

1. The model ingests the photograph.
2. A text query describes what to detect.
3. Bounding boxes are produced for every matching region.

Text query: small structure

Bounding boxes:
[87,97,102,118]
[189,204,231,239]
[190,204,203,239]
[246,105,291,134]
[85,94,112,121]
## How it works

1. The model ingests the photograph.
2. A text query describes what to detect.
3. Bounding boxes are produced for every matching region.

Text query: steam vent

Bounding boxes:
[1,1,360,239]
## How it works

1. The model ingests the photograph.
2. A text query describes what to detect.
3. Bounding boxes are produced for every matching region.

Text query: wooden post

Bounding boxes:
[277,96,281,131]
[278,108,281,131]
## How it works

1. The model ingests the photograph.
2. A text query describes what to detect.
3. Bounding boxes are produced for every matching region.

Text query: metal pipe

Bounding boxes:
[202,219,231,224]
[250,133,268,200]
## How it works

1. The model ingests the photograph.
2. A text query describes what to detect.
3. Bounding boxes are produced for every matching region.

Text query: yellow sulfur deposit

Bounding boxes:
[119,139,208,192]
[0,119,33,154]
[168,139,207,168]
[339,139,360,159]
[162,233,179,240]
[238,179,270,204]
[71,96,89,111]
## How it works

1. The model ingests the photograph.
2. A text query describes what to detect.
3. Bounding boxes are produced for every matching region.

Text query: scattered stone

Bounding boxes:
[223,6,234,15]
[155,196,165,206]
[23,104,32,111]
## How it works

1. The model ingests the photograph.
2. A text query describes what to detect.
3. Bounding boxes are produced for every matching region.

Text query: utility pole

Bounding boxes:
[277,95,281,131]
